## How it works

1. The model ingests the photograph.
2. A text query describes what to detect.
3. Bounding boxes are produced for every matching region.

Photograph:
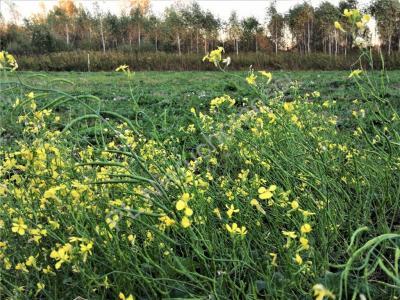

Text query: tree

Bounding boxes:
[339,0,358,12]
[314,2,341,55]
[241,17,260,52]
[164,6,184,55]
[267,1,285,54]
[369,0,400,55]
[189,2,205,54]
[201,11,220,53]
[130,7,146,50]
[25,20,56,53]
[287,3,315,54]
[228,11,241,55]
[56,0,77,46]
[105,13,122,48]
[74,6,94,49]
[93,1,107,53]
[147,14,161,51]
[125,0,150,15]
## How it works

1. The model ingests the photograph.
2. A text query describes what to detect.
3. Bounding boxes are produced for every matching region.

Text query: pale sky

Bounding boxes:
[1,0,372,23]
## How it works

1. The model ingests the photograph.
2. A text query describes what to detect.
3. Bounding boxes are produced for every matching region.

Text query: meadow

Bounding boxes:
[1,53,400,299]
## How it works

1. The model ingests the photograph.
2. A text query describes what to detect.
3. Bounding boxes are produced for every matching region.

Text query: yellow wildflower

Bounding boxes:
[119,292,135,300]
[184,207,193,217]
[258,71,272,83]
[226,223,248,236]
[246,73,257,86]
[343,9,352,17]
[225,204,239,219]
[176,200,187,211]
[115,64,129,72]
[282,231,297,239]
[349,69,362,78]
[300,237,310,250]
[12,217,28,235]
[25,256,37,267]
[250,199,266,215]
[295,254,303,265]
[291,201,299,210]
[362,14,371,24]
[270,252,278,266]
[36,282,45,295]
[159,215,176,227]
[283,102,294,112]
[301,223,312,234]
[236,226,247,237]
[16,262,29,273]
[202,47,224,66]
[258,185,276,200]
[80,241,94,262]
[334,21,345,32]
[312,284,335,300]
[181,216,191,228]
[213,208,222,219]
[50,244,72,269]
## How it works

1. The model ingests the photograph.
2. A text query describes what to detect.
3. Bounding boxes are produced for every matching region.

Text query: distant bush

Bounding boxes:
[15,51,400,71]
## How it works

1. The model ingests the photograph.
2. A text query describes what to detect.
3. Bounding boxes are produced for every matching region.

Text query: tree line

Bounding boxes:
[0,0,400,56]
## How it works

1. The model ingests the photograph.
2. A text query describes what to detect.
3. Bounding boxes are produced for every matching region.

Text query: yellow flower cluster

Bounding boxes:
[209,94,236,113]
[246,70,273,86]
[0,51,18,70]
[115,64,134,78]
[202,46,225,66]
[246,73,257,86]
[334,8,371,38]
[175,193,193,228]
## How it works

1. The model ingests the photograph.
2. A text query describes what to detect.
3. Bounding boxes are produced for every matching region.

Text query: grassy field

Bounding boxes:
[1,67,400,299]
[3,70,400,140]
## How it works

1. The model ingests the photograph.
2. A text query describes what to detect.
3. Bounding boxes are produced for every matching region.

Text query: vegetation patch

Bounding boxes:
[0,9,400,299]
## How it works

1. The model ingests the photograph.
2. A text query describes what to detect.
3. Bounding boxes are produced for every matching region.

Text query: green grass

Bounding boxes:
[0,69,399,299]
[3,70,400,140]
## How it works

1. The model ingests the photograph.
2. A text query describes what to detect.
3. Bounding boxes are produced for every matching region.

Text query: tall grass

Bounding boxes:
[15,51,400,72]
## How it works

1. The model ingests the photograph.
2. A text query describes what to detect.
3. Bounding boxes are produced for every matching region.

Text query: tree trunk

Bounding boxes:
[138,25,141,49]
[335,35,338,57]
[89,26,92,46]
[388,34,392,55]
[236,39,239,56]
[100,18,106,53]
[190,33,193,53]
[196,29,199,54]
[177,33,181,55]
[66,23,70,45]
[307,22,310,54]
[155,34,158,52]
[204,34,207,54]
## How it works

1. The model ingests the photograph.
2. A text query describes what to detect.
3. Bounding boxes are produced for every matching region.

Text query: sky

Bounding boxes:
[1,0,373,23]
